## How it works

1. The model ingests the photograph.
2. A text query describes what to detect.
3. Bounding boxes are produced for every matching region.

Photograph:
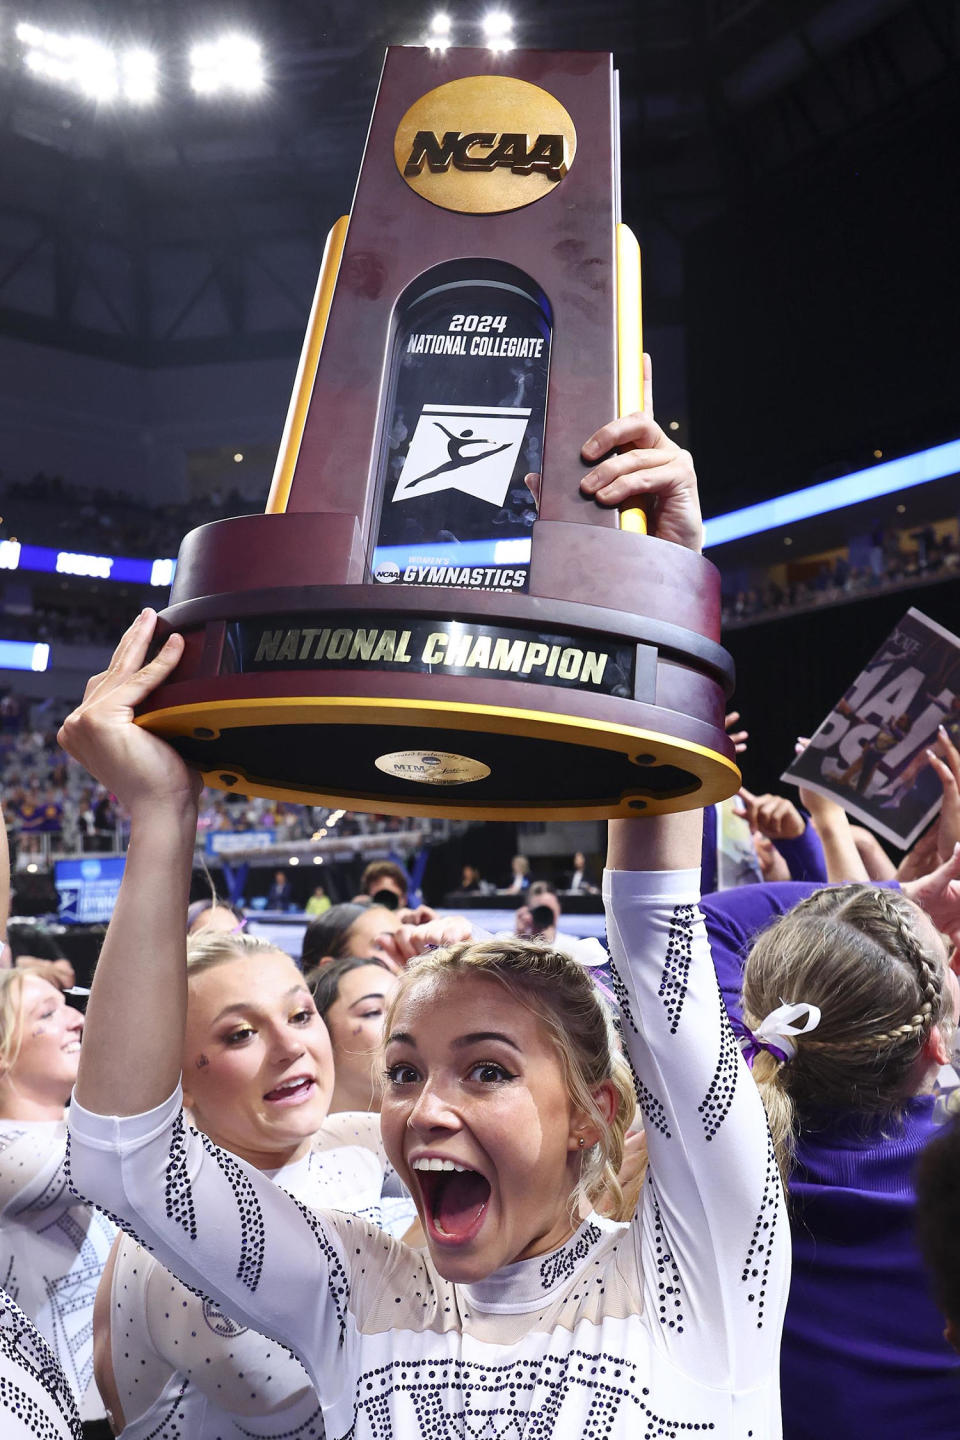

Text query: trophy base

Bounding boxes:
[139,690,739,822]
[137,518,740,820]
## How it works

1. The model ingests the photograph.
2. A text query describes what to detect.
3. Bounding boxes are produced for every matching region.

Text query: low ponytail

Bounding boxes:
[742,883,953,1186]
[747,1048,796,1187]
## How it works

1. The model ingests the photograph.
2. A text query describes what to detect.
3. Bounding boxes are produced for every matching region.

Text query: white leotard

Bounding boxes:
[310,1111,417,1241]
[0,1289,83,1440]
[110,1112,413,1438]
[0,1119,114,1422]
[68,870,790,1438]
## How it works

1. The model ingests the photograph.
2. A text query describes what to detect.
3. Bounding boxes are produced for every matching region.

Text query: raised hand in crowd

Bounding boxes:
[732,787,800,882]
[846,825,897,881]
[367,913,474,972]
[893,727,960,886]
[737,787,806,842]
[794,783,868,884]
[900,843,960,962]
[725,710,749,754]
[896,822,942,885]
[927,725,960,864]
[784,735,869,883]
[396,903,438,927]
[12,955,76,991]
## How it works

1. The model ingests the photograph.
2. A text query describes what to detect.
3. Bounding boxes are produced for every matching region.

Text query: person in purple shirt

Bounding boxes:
[702,863,960,1440]
[916,1112,960,1353]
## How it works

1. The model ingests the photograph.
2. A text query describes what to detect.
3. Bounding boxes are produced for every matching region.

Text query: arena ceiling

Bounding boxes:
[0,0,952,369]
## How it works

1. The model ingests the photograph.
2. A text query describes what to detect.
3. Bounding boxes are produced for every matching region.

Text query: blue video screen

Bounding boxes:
[54,855,126,924]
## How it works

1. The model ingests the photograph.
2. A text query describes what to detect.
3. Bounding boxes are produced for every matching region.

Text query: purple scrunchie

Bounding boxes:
[729,1016,791,1069]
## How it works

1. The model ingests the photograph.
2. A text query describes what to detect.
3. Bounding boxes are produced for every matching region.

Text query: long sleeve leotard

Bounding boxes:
[0,1118,115,1422]
[0,1288,83,1440]
[108,1121,387,1440]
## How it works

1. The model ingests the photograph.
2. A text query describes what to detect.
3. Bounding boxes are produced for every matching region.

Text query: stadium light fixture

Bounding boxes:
[426,15,451,53]
[482,10,514,49]
[121,48,157,105]
[482,10,513,36]
[16,22,157,105]
[189,34,264,97]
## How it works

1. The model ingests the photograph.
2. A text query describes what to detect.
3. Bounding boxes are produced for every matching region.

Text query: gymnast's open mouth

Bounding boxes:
[410,1155,492,1245]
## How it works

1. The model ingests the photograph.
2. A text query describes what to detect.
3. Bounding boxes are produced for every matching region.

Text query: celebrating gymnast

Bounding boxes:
[62,382,790,1437]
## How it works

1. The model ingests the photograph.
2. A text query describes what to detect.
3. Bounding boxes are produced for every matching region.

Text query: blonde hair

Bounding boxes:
[742,884,954,1183]
[0,971,27,1075]
[186,932,290,978]
[384,937,638,1222]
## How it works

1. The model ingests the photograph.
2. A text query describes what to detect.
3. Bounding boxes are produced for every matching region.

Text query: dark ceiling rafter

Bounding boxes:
[0,221,52,299]
[159,261,219,343]
[0,0,954,369]
[914,0,955,67]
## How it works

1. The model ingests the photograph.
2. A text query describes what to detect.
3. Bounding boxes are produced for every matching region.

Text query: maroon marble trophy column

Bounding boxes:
[137,47,739,820]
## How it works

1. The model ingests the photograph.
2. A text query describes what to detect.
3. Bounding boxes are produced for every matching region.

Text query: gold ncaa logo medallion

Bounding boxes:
[394,74,577,214]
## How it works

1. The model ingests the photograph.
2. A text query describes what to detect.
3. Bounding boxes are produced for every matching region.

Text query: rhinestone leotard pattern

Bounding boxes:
[68,870,790,1439]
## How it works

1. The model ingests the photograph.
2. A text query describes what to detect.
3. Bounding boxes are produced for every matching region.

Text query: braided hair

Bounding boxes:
[742,884,954,1181]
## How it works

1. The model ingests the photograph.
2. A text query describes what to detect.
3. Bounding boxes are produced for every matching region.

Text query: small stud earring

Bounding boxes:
[578,1136,585,1148]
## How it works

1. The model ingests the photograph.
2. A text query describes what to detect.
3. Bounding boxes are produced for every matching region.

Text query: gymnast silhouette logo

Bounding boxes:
[392,402,531,508]
[407,423,512,491]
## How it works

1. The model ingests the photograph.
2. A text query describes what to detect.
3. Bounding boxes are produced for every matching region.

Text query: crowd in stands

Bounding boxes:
[1,594,138,649]
[0,690,448,872]
[722,516,959,628]
[1,470,256,560]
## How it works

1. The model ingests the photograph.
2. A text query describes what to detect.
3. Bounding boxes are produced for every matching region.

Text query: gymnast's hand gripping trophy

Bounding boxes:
[137,47,740,819]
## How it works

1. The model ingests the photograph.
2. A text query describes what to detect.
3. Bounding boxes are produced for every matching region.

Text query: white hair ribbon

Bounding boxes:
[752,1000,822,1061]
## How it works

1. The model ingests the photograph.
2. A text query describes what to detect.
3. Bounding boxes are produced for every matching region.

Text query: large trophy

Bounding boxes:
[138,47,739,820]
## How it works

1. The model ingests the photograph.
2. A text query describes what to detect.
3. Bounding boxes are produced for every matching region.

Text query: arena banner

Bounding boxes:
[782,607,960,849]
